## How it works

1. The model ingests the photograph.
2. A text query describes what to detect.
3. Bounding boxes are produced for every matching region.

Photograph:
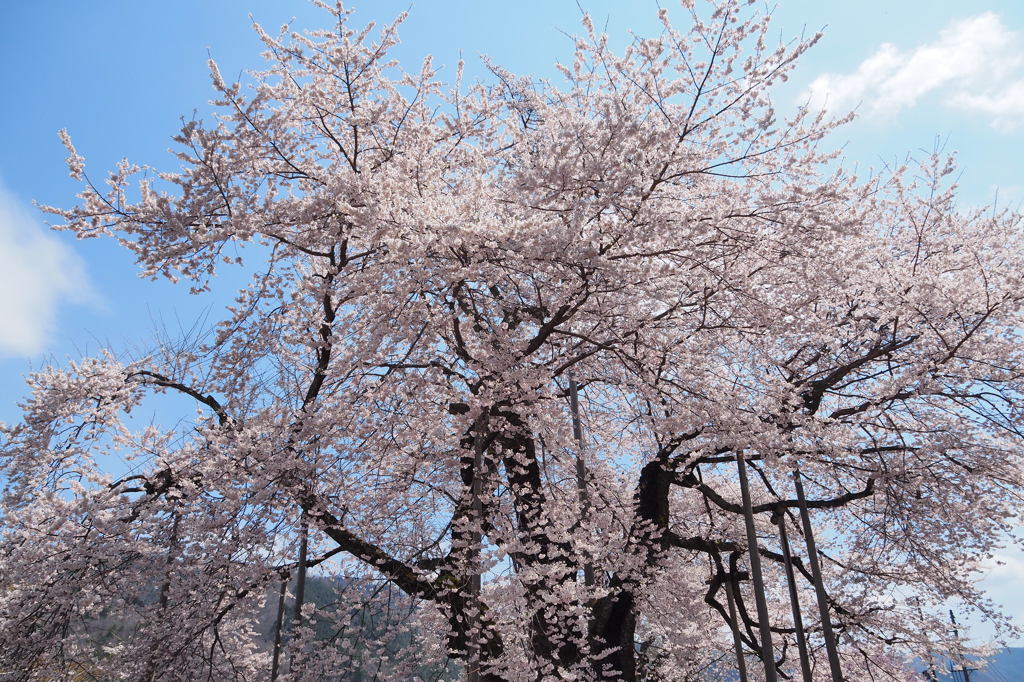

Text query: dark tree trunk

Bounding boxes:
[587,457,674,681]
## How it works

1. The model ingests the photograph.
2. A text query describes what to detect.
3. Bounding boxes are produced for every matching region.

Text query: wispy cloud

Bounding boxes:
[802,13,1024,131]
[0,182,94,357]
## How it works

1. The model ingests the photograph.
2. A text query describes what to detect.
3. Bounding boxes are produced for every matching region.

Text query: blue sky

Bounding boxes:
[1,0,1022,646]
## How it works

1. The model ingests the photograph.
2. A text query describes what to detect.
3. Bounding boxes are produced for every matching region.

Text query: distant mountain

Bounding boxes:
[701,648,1024,681]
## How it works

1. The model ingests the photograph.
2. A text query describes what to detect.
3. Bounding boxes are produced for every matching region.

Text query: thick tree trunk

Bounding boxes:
[467,429,486,682]
[487,407,586,677]
[501,431,583,673]
[589,585,638,681]
[586,457,674,681]
[144,510,180,682]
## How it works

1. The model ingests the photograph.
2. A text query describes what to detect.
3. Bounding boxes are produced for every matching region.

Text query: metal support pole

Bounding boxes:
[773,507,813,682]
[724,572,751,682]
[736,451,778,682]
[793,469,843,680]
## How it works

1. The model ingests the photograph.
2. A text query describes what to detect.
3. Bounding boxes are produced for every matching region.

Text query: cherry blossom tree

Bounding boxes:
[2,1,1023,680]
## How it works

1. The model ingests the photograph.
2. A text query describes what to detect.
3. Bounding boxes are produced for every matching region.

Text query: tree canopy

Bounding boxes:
[2,1,1023,680]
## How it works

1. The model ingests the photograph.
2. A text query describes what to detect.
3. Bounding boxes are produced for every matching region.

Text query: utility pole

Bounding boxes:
[915,598,938,682]
[293,514,309,630]
[284,511,309,676]
[271,577,288,681]
[568,376,594,587]
[948,610,975,682]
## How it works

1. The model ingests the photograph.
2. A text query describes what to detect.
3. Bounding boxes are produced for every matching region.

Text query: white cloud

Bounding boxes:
[980,550,1024,587]
[802,12,1024,130]
[0,183,94,357]
[950,80,1024,132]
